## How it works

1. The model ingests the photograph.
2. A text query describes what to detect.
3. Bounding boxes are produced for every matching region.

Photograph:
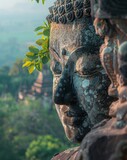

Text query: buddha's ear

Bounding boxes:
[49,47,62,64]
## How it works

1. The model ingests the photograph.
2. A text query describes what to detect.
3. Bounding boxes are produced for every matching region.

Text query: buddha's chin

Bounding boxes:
[63,124,87,143]
[55,104,90,142]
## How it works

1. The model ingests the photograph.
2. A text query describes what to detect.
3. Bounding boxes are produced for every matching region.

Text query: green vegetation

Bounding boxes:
[0,94,71,160]
[23,22,50,73]
[0,61,75,159]
[33,0,46,4]
[26,135,68,160]
[0,59,37,97]
[23,0,51,73]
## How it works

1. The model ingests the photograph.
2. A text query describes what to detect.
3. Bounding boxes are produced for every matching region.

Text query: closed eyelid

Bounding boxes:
[75,57,102,74]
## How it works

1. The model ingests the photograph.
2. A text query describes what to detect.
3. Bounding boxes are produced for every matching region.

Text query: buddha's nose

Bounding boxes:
[53,69,77,105]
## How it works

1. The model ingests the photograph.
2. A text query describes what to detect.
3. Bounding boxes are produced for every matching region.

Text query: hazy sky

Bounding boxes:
[0,0,29,9]
[0,0,55,12]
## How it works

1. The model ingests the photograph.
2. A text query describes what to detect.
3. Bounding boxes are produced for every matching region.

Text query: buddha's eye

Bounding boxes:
[51,61,62,76]
[75,56,103,77]
[75,67,103,77]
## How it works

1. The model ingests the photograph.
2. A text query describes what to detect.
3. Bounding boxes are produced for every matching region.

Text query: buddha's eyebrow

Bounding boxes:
[49,47,62,64]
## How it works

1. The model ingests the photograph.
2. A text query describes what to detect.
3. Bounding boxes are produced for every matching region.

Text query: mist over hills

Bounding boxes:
[0,0,54,67]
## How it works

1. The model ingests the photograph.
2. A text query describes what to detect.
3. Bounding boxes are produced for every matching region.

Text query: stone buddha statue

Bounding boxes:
[47,0,114,159]
[76,1,127,160]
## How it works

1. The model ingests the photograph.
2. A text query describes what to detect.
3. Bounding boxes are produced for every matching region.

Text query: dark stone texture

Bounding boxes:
[78,118,127,160]
[47,0,91,24]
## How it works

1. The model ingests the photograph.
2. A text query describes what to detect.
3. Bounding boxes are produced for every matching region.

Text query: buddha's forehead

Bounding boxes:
[50,18,96,54]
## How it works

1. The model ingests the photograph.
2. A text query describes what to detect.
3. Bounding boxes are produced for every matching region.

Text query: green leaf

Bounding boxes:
[36,0,39,3]
[37,32,43,35]
[34,26,43,32]
[41,56,49,64]
[26,52,38,60]
[36,39,44,46]
[41,38,49,49]
[42,35,47,39]
[42,0,45,4]
[28,46,39,54]
[23,57,29,63]
[26,52,35,56]
[22,61,32,67]
[43,29,50,37]
[44,21,49,27]
[24,19,50,73]
[28,65,35,74]
[39,49,48,56]
[35,62,43,71]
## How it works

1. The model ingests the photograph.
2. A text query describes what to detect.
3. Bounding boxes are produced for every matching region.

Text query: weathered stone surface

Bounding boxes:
[47,0,91,24]
[77,118,127,160]
[48,1,127,160]
[49,16,114,143]
[92,0,127,126]
[51,147,79,160]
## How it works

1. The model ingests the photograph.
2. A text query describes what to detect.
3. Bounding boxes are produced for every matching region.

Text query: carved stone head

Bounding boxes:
[91,0,127,121]
[49,0,113,142]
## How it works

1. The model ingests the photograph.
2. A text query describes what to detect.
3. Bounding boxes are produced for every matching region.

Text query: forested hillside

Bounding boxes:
[0,95,73,160]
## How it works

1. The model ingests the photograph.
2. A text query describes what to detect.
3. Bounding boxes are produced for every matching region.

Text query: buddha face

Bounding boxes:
[50,17,113,142]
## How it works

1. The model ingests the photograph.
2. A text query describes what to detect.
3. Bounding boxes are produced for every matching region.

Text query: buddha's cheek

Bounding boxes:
[73,71,111,126]
[73,74,88,104]
[73,73,99,111]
